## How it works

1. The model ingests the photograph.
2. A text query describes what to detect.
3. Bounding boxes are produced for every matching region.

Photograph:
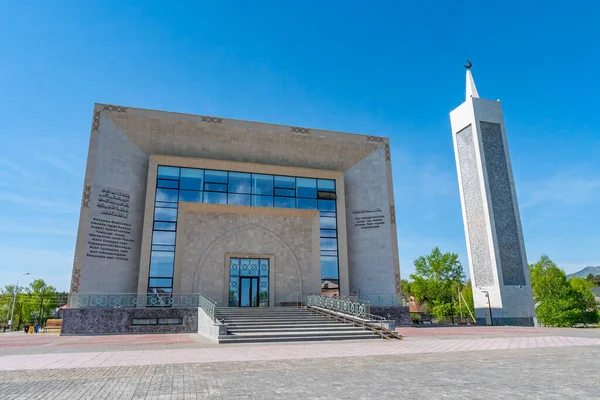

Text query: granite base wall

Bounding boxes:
[475,317,534,327]
[370,305,411,326]
[61,307,198,335]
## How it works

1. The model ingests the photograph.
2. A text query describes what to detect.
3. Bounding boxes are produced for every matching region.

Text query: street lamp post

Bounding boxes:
[9,273,30,330]
[479,289,493,326]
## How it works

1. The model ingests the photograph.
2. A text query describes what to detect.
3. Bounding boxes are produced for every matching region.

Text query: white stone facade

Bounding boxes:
[450,71,536,326]
[71,104,402,304]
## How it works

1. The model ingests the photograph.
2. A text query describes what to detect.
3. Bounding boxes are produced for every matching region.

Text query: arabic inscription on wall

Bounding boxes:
[86,188,135,261]
[352,208,386,230]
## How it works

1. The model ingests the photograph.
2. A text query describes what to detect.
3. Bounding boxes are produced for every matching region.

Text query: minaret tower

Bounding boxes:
[450,67,536,326]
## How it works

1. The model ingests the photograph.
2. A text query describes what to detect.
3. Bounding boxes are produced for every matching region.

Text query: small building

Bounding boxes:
[65,104,405,332]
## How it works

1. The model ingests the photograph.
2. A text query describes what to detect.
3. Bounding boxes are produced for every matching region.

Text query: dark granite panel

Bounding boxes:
[456,125,494,287]
[370,305,411,326]
[61,307,198,335]
[476,317,534,327]
[480,122,526,286]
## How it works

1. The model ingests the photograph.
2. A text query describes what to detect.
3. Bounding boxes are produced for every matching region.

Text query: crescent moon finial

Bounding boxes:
[464,60,473,69]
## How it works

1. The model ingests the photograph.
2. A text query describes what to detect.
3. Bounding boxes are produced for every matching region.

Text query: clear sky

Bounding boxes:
[1,1,599,291]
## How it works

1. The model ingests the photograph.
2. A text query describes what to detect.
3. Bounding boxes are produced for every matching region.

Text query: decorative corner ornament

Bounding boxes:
[389,205,396,225]
[201,116,223,124]
[366,135,385,143]
[82,185,92,208]
[291,126,310,134]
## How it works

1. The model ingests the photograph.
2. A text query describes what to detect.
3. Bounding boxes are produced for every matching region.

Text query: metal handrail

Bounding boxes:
[198,294,217,322]
[304,303,402,340]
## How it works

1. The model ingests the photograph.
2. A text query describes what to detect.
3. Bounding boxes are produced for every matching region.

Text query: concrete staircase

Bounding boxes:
[216,307,379,344]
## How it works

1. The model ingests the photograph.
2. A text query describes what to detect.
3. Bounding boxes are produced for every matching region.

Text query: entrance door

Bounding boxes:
[229,258,269,307]
[239,277,259,307]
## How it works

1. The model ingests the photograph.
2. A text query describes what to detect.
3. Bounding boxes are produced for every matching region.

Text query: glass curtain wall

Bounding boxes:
[148,166,338,295]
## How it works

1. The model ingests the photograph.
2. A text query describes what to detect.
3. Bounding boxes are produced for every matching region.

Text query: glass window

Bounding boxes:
[320,238,338,251]
[321,256,339,279]
[180,168,203,190]
[239,259,252,276]
[205,183,227,192]
[157,179,178,189]
[228,193,250,206]
[318,199,336,211]
[204,192,227,204]
[296,178,317,198]
[205,170,227,183]
[155,201,178,209]
[154,207,177,221]
[154,222,176,231]
[320,211,336,218]
[230,258,240,276]
[318,179,335,192]
[275,188,295,197]
[158,166,180,180]
[148,287,172,294]
[298,198,317,210]
[158,318,183,325]
[317,191,336,200]
[228,172,251,194]
[320,229,337,238]
[252,195,273,207]
[252,174,273,195]
[149,278,172,287]
[152,231,175,246]
[274,197,294,208]
[260,259,269,276]
[156,188,178,203]
[151,245,175,252]
[152,231,176,245]
[179,190,202,203]
[321,250,338,257]
[149,251,174,276]
[274,175,295,188]
[320,217,336,230]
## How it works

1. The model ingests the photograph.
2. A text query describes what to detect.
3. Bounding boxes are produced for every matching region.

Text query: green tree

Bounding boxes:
[585,274,600,286]
[530,255,599,327]
[458,280,476,320]
[7,279,64,328]
[0,285,17,328]
[401,279,412,301]
[409,247,465,321]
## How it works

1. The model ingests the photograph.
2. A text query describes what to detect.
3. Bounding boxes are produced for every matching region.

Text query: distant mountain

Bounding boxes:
[566,266,600,279]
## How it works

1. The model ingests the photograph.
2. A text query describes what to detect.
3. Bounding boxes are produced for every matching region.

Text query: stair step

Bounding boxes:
[218,318,330,323]
[228,326,366,333]
[224,329,366,337]
[221,319,339,325]
[219,334,379,344]
[213,307,381,344]
[227,324,355,331]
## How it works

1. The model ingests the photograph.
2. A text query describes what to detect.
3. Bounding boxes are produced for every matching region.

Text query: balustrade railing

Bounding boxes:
[198,294,217,322]
[303,294,371,318]
[352,293,406,307]
[67,293,215,311]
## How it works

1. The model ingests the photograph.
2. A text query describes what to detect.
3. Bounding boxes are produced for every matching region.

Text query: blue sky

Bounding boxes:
[1,1,599,291]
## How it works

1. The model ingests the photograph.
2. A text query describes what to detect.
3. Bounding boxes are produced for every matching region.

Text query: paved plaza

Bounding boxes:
[1,326,599,399]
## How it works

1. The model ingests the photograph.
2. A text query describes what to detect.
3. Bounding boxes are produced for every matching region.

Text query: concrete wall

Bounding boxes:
[174,203,321,306]
[72,107,148,294]
[344,145,399,296]
[197,307,227,341]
